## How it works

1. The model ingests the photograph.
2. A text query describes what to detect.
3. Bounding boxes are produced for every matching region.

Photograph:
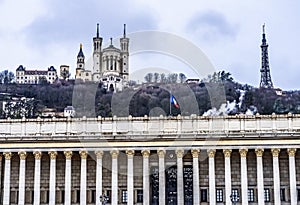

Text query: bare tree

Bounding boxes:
[160,73,167,83]
[154,73,160,83]
[144,73,153,83]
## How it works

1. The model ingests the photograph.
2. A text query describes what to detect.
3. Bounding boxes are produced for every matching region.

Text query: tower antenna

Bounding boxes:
[259,24,273,88]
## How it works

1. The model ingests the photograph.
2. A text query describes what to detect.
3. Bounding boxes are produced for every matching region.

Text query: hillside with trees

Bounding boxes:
[0,71,300,119]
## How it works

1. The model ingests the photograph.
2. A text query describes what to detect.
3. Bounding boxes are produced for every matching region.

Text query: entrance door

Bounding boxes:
[183,166,193,205]
[166,166,177,205]
[150,165,193,205]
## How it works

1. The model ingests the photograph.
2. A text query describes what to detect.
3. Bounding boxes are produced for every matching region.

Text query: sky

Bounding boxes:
[0,0,299,90]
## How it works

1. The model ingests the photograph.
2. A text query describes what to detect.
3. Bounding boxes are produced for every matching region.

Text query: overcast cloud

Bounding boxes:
[0,0,299,90]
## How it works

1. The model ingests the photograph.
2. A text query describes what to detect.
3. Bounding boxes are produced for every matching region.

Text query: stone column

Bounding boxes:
[80,150,88,205]
[255,149,265,205]
[48,151,57,205]
[64,151,73,205]
[126,150,135,205]
[95,151,104,205]
[288,148,297,205]
[176,149,184,205]
[0,154,2,202]
[3,152,12,205]
[141,150,150,205]
[33,151,42,205]
[191,148,200,205]
[208,149,216,205]
[18,151,27,205]
[157,149,166,205]
[110,150,119,205]
[271,148,281,205]
[223,149,232,205]
[239,148,248,205]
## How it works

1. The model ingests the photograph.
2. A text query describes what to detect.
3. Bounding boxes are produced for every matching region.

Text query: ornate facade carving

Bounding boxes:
[255,148,264,157]
[271,148,280,157]
[157,149,165,158]
[4,152,12,160]
[176,149,184,158]
[95,150,104,159]
[33,151,42,160]
[191,148,200,158]
[141,149,150,157]
[110,150,119,159]
[207,149,216,158]
[288,148,297,157]
[18,151,27,160]
[223,149,232,158]
[48,151,58,160]
[239,149,248,158]
[126,149,135,156]
[64,151,73,160]
[79,150,88,159]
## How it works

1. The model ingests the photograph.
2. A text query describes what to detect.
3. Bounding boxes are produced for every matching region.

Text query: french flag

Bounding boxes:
[170,95,179,108]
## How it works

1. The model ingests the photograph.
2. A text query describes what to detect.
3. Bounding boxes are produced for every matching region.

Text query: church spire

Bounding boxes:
[259,24,273,88]
[123,24,126,38]
[96,23,99,38]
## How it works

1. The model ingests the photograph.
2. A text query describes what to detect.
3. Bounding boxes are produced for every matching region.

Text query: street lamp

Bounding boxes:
[99,195,109,205]
[230,192,240,205]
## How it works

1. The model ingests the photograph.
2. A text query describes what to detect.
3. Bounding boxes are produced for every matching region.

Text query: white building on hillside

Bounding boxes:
[75,24,129,92]
[16,65,57,84]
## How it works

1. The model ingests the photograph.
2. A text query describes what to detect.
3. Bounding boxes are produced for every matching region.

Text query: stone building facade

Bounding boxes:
[1,115,300,205]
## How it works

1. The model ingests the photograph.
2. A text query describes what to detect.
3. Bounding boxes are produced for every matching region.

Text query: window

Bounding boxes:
[106,190,111,203]
[298,189,300,201]
[216,189,223,202]
[122,190,128,203]
[280,188,286,201]
[248,189,254,202]
[92,190,96,203]
[137,190,143,203]
[231,189,239,202]
[200,189,207,202]
[76,190,80,203]
[264,189,270,202]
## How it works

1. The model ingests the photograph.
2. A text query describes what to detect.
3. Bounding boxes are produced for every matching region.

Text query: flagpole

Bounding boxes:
[169,91,171,116]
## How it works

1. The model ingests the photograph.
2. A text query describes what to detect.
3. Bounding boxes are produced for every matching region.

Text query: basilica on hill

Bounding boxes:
[75,24,129,92]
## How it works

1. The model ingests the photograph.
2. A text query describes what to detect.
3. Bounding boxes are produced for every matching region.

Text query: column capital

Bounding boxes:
[255,148,264,157]
[141,149,150,157]
[18,151,27,160]
[64,151,73,160]
[271,148,280,157]
[239,148,248,157]
[33,151,42,160]
[4,152,12,160]
[191,148,200,158]
[157,149,166,158]
[287,148,297,157]
[126,149,135,156]
[223,149,232,158]
[110,150,119,159]
[48,151,58,160]
[95,150,104,159]
[79,150,88,159]
[176,149,184,158]
[207,149,216,158]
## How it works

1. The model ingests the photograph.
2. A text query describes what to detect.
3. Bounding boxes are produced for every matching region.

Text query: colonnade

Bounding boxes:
[0,148,297,205]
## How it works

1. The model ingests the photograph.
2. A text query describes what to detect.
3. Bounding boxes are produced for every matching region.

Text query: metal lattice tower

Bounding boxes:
[260,24,273,88]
